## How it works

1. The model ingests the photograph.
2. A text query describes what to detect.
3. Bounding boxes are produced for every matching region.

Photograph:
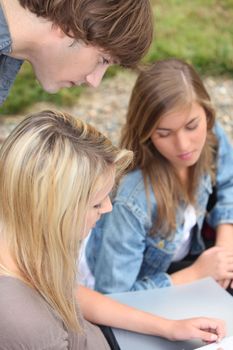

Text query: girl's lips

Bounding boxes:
[178,151,194,160]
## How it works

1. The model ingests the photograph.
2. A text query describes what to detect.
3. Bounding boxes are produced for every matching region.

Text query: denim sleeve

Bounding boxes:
[93,201,172,293]
[0,55,23,105]
[207,123,233,227]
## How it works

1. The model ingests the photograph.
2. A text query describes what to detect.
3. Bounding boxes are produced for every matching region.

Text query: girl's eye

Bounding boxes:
[186,123,198,130]
[157,132,170,138]
[94,203,102,209]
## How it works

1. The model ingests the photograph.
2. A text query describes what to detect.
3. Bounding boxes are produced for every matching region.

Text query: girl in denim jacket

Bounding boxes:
[86,58,233,294]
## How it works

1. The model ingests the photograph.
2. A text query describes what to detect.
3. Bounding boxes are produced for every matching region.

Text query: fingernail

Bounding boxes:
[210,334,218,341]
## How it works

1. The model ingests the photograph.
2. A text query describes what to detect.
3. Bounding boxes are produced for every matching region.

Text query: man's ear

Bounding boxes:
[51,24,67,39]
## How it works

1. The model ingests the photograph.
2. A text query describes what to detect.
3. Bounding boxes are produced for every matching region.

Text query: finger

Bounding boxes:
[215,247,233,256]
[218,279,231,289]
[227,257,233,264]
[217,280,225,288]
[213,322,226,341]
[215,246,233,254]
[199,320,226,341]
[219,271,233,279]
[223,279,231,289]
[225,259,233,265]
[199,329,219,343]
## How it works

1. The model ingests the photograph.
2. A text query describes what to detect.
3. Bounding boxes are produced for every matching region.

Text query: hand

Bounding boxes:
[167,317,226,342]
[218,278,233,289]
[191,246,233,281]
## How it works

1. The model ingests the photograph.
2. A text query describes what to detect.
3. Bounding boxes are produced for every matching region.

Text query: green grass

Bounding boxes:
[0,0,232,115]
[148,0,233,75]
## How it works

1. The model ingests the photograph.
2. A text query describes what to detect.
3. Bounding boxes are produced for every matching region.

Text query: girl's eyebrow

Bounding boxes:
[186,116,200,125]
[156,127,171,132]
[156,116,200,131]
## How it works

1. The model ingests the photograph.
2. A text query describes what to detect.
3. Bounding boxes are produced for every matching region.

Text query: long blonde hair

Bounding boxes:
[0,110,132,330]
[121,59,217,237]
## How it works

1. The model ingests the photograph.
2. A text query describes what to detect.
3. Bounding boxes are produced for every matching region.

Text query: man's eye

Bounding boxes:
[102,57,110,65]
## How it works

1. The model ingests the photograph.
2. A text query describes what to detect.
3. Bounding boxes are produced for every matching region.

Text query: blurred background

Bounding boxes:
[0,0,232,145]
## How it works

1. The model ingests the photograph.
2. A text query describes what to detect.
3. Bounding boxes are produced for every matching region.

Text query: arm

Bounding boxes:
[77,285,225,342]
[91,201,171,293]
[216,223,233,247]
[171,124,233,287]
[207,123,233,231]
[209,123,233,288]
[215,224,233,289]
[170,245,233,285]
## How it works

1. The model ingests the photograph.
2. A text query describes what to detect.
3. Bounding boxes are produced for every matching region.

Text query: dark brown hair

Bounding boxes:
[121,58,217,236]
[19,0,153,68]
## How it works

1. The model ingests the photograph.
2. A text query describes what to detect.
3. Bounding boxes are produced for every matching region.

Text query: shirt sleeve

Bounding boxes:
[207,122,233,227]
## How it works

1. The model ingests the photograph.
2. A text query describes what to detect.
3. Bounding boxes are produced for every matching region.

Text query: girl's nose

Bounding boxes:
[175,132,190,152]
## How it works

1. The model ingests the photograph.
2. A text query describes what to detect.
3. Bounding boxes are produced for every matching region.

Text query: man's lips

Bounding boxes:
[64,81,85,88]
[72,81,85,87]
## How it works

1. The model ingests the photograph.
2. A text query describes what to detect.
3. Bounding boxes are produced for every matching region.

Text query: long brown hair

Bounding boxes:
[19,0,153,68]
[121,59,217,236]
[0,110,132,331]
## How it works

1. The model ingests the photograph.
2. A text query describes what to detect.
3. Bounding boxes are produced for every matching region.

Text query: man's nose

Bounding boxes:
[86,65,109,88]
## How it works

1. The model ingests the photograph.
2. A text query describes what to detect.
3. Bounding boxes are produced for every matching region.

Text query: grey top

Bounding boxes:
[0,4,23,106]
[0,276,110,350]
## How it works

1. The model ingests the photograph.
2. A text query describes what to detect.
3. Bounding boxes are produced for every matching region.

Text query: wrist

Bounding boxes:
[161,319,180,341]
[153,318,175,340]
[170,265,198,285]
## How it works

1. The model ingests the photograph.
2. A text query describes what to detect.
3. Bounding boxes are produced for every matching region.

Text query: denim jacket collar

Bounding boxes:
[0,4,23,106]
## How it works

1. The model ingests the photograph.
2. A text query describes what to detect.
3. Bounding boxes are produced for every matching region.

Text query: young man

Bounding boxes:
[0,0,153,106]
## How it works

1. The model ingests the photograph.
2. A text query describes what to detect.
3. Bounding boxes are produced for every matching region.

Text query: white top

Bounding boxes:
[172,205,197,262]
[78,231,95,289]
[79,206,197,285]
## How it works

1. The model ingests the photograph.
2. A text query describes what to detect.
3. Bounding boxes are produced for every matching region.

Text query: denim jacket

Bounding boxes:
[86,123,233,293]
[0,5,23,106]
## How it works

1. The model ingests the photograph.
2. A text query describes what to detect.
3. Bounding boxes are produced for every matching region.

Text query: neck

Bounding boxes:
[176,167,189,187]
[0,0,53,60]
[0,238,19,277]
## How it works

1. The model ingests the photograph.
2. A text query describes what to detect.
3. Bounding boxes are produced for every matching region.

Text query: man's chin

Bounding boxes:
[37,79,60,94]
[41,85,60,94]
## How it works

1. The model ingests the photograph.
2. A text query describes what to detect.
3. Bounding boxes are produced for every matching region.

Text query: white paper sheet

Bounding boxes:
[195,336,233,350]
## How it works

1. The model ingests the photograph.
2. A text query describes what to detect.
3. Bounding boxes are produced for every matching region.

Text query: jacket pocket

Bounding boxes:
[140,243,173,276]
